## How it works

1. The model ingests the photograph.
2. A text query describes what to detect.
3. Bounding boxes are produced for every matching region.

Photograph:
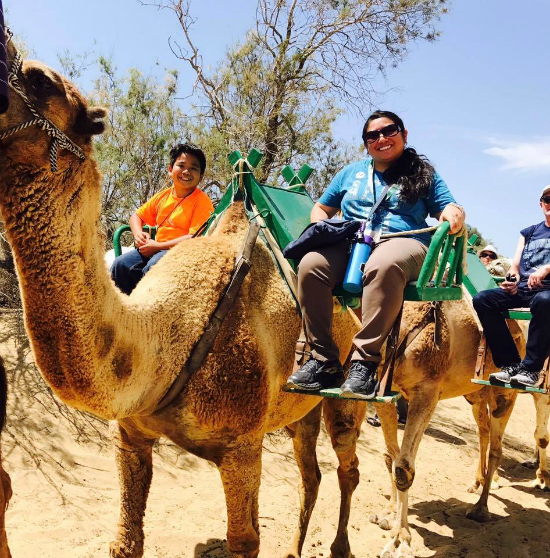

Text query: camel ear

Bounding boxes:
[4,26,17,65]
[73,105,108,136]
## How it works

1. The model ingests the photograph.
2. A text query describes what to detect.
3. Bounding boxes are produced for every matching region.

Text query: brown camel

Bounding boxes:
[0,39,369,558]
[340,296,524,558]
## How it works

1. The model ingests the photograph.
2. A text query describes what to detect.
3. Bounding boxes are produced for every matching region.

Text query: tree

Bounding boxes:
[141,0,448,186]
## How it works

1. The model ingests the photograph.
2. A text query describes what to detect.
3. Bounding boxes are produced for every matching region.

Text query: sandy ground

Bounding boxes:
[1,312,550,558]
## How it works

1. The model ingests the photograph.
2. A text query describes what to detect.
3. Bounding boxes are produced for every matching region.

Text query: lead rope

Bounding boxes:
[0,27,86,172]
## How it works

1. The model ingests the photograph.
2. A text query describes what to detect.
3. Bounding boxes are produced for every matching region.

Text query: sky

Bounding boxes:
[4,0,550,256]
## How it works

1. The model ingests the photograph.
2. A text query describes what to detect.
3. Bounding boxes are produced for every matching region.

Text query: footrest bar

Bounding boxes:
[282,385,401,403]
[471,378,548,394]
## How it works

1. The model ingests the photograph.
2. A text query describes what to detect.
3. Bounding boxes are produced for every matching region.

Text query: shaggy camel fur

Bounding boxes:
[0,46,368,558]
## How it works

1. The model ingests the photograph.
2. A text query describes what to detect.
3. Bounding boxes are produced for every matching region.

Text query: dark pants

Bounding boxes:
[110,249,168,295]
[473,287,550,371]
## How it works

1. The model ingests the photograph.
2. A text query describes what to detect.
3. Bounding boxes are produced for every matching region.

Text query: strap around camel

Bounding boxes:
[154,219,261,412]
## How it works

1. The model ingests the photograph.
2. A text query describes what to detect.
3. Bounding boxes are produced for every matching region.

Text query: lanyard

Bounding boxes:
[365,160,397,225]
[156,188,186,230]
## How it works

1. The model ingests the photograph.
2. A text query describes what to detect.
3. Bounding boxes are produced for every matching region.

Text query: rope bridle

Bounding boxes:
[0,27,86,172]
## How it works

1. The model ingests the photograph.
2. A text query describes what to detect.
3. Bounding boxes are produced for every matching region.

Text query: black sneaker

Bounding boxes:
[510,365,542,387]
[340,361,379,400]
[286,357,345,391]
[489,363,522,384]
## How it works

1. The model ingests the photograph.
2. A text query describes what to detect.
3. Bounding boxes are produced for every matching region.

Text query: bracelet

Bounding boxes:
[447,202,464,213]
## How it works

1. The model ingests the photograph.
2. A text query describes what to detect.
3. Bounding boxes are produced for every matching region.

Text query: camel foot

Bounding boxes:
[532,474,550,491]
[109,539,143,558]
[466,504,492,523]
[380,534,413,558]
[522,458,538,470]
[370,511,393,531]
[329,536,351,558]
[467,481,480,494]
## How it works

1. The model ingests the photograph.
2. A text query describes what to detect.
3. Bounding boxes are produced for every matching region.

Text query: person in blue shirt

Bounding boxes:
[474,185,550,387]
[286,110,465,398]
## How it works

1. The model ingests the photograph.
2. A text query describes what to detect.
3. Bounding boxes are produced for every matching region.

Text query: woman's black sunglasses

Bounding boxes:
[365,123,401,144]
[541,195,550,204]
[480,252,497,260]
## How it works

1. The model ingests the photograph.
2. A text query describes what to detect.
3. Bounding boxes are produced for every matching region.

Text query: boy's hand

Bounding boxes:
[138,239,160,257]
[133,230,150,247]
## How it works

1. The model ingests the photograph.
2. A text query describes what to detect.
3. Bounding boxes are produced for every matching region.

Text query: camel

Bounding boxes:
[0,37,372,558]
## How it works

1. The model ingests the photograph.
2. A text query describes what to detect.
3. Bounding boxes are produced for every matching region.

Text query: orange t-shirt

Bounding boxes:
[136,187,214,243]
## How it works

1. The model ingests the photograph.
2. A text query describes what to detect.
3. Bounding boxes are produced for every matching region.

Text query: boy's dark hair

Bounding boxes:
[362,110,434,204]
[169,143,207,175]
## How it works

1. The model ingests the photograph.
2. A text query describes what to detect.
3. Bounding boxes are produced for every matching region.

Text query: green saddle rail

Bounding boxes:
[112,225,157,257]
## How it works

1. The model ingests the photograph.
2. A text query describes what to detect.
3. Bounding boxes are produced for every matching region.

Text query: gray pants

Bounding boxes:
[297,237,428,363]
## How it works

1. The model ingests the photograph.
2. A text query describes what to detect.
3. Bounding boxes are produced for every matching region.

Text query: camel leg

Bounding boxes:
[323,398,367,558]
[380,384,440,558]
[0,459,11,558]
[467,390,517,522]
[283,404,323,558]
[531,393,550,490]
[370,401,400,531]
[522,444,540,469]
[109,421,155,558]
[218,437,263,558]
[464,390,497,493]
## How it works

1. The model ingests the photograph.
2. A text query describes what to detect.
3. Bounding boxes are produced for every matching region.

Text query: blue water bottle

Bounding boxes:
[342,226,374,293]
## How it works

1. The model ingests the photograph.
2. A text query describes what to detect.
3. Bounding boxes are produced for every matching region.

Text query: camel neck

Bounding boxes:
[1,162,166,418]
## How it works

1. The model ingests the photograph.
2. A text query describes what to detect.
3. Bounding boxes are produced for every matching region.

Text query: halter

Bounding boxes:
[0,27,87,172]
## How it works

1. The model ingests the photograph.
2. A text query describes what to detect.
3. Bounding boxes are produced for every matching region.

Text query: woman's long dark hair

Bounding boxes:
[362,110,434,204]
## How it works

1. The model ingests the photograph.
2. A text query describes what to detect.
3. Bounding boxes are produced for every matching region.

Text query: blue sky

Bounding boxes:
[5,0,550,256]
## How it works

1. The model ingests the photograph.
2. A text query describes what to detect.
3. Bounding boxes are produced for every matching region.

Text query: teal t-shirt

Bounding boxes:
[318,158,456,245]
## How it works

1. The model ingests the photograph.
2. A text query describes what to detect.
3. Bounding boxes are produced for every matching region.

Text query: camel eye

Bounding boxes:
[28,70,55,97]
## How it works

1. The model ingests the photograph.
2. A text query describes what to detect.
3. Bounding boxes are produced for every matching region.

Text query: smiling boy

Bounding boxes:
[110,143,214,295]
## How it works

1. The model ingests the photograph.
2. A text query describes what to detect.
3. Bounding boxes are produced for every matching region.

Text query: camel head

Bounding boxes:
[0,29,108,238]
[0,29,107,177]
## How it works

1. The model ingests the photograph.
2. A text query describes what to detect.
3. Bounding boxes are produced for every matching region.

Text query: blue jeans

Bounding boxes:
[473,287,550,372]
[110,249,168,295]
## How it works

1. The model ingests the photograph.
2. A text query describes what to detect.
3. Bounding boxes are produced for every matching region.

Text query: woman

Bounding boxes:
[286,110,465,398]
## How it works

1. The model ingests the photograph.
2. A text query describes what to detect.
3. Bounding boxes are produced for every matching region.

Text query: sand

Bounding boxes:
[1,311,549,558]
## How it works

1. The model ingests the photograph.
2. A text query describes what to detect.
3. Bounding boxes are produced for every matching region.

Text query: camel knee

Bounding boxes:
[337,458,360,492]
[328,418,360,454]
[394,458,415,491]
[492,395,514,418]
